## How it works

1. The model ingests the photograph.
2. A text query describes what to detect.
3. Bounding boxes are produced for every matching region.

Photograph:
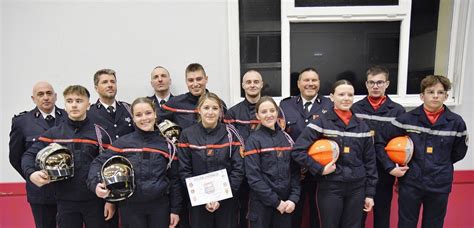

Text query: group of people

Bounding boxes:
[9,63,468,228]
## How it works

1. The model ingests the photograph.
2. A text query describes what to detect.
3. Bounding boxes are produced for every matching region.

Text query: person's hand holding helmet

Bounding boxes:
[95,182,110,198]
[389,164,409,177]
[322,160,336,175]
[29,170,50,187]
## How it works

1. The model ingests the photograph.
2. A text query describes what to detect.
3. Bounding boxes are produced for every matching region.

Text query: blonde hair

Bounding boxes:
[196,92,222,123]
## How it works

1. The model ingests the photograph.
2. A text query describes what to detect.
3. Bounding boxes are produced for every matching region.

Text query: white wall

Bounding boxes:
[1,0,230,182]
[1,0,473,183]
[451,3,474,170]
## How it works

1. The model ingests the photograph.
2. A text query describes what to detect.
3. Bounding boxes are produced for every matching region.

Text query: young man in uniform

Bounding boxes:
[9,81,67,228]
[160,63,226,227]
[376,75,468,228]
[161,63,226,130]
[279,67,332,228]
[22,85,115,228]
[147,65,173,113]
[224,69,264,227]
[351,65,405,228]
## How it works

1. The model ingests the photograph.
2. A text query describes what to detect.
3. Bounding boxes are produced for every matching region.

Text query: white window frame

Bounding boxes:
[228,0,471,107]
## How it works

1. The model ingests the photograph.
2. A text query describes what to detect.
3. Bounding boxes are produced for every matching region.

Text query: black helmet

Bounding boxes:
[35,143,74,182]
[158,119,182,143]
[101,155,135,202]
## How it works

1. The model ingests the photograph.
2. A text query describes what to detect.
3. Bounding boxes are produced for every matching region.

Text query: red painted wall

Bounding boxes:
[1,171,473,228]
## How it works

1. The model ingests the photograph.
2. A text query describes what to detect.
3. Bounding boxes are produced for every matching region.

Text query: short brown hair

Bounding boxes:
[330,80,353,94]
[420,75,451,93]
[63,85,90,98]
[94,69,116,86]
[366,65,389,81]
[131,97,156,116]
[185,63,206,77]
[298,67,319,81]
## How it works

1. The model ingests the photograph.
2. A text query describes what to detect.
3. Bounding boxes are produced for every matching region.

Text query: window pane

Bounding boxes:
[407,0,449,94]
[241,65,282,97]
[240,36,257,63]
[290,22,400,96]
[239,0,281,97]
[295,0,398,7]
[259,35,281,63]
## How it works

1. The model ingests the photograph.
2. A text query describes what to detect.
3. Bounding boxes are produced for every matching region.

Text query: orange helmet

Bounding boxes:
[308,139,340,166]
[385,136,414,166]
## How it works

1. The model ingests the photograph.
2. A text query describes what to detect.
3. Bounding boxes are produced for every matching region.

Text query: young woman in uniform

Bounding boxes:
[292,80,377,228]
[88,97,181,228]
[244,96,301,228]
[177,92,244,228]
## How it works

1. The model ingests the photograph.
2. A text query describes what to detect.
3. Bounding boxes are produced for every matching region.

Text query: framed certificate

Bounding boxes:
[185,169,233,207]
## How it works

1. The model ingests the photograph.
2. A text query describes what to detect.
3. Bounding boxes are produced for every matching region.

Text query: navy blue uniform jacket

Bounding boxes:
[224,98,259,140]
[147,93,173,117]
[244,126,301,208]
[279,95,333,141]
[177,122,244,195]
[375,105,468,193]
[88,128,182,213]
[352,96,405,169]
[351,96,405,138]
[292,109,378,197]
[88,100,134,141]
[9,107,67,204]
[21,117,110,201]
[160,91,227,130]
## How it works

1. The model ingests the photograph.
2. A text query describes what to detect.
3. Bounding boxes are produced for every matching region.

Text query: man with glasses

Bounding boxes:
[352,65,405,228]
[374,75,468,228]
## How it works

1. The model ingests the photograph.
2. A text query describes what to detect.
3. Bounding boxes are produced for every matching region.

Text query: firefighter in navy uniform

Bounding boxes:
[244,96,301,228]
[160,63,226,130]
[279,68,332,228]
[147,65,173,116]
[161,63,226,228]
[21,85,115,228]
[224,70,263,139]
[88,69,134,141]
[351,66,405,228]
[375,75,468,228]
[177,92,244,228]
[224,70,263,227]
[292,80,377,228]
[87,69,132,228]
[88,97,182,228]
[9,81,67,228]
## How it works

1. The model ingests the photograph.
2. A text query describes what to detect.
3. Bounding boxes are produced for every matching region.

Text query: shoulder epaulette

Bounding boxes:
[13,111,27,119]
[281,96,293,102]
[119,101,131,106]
[119,101,132,116]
